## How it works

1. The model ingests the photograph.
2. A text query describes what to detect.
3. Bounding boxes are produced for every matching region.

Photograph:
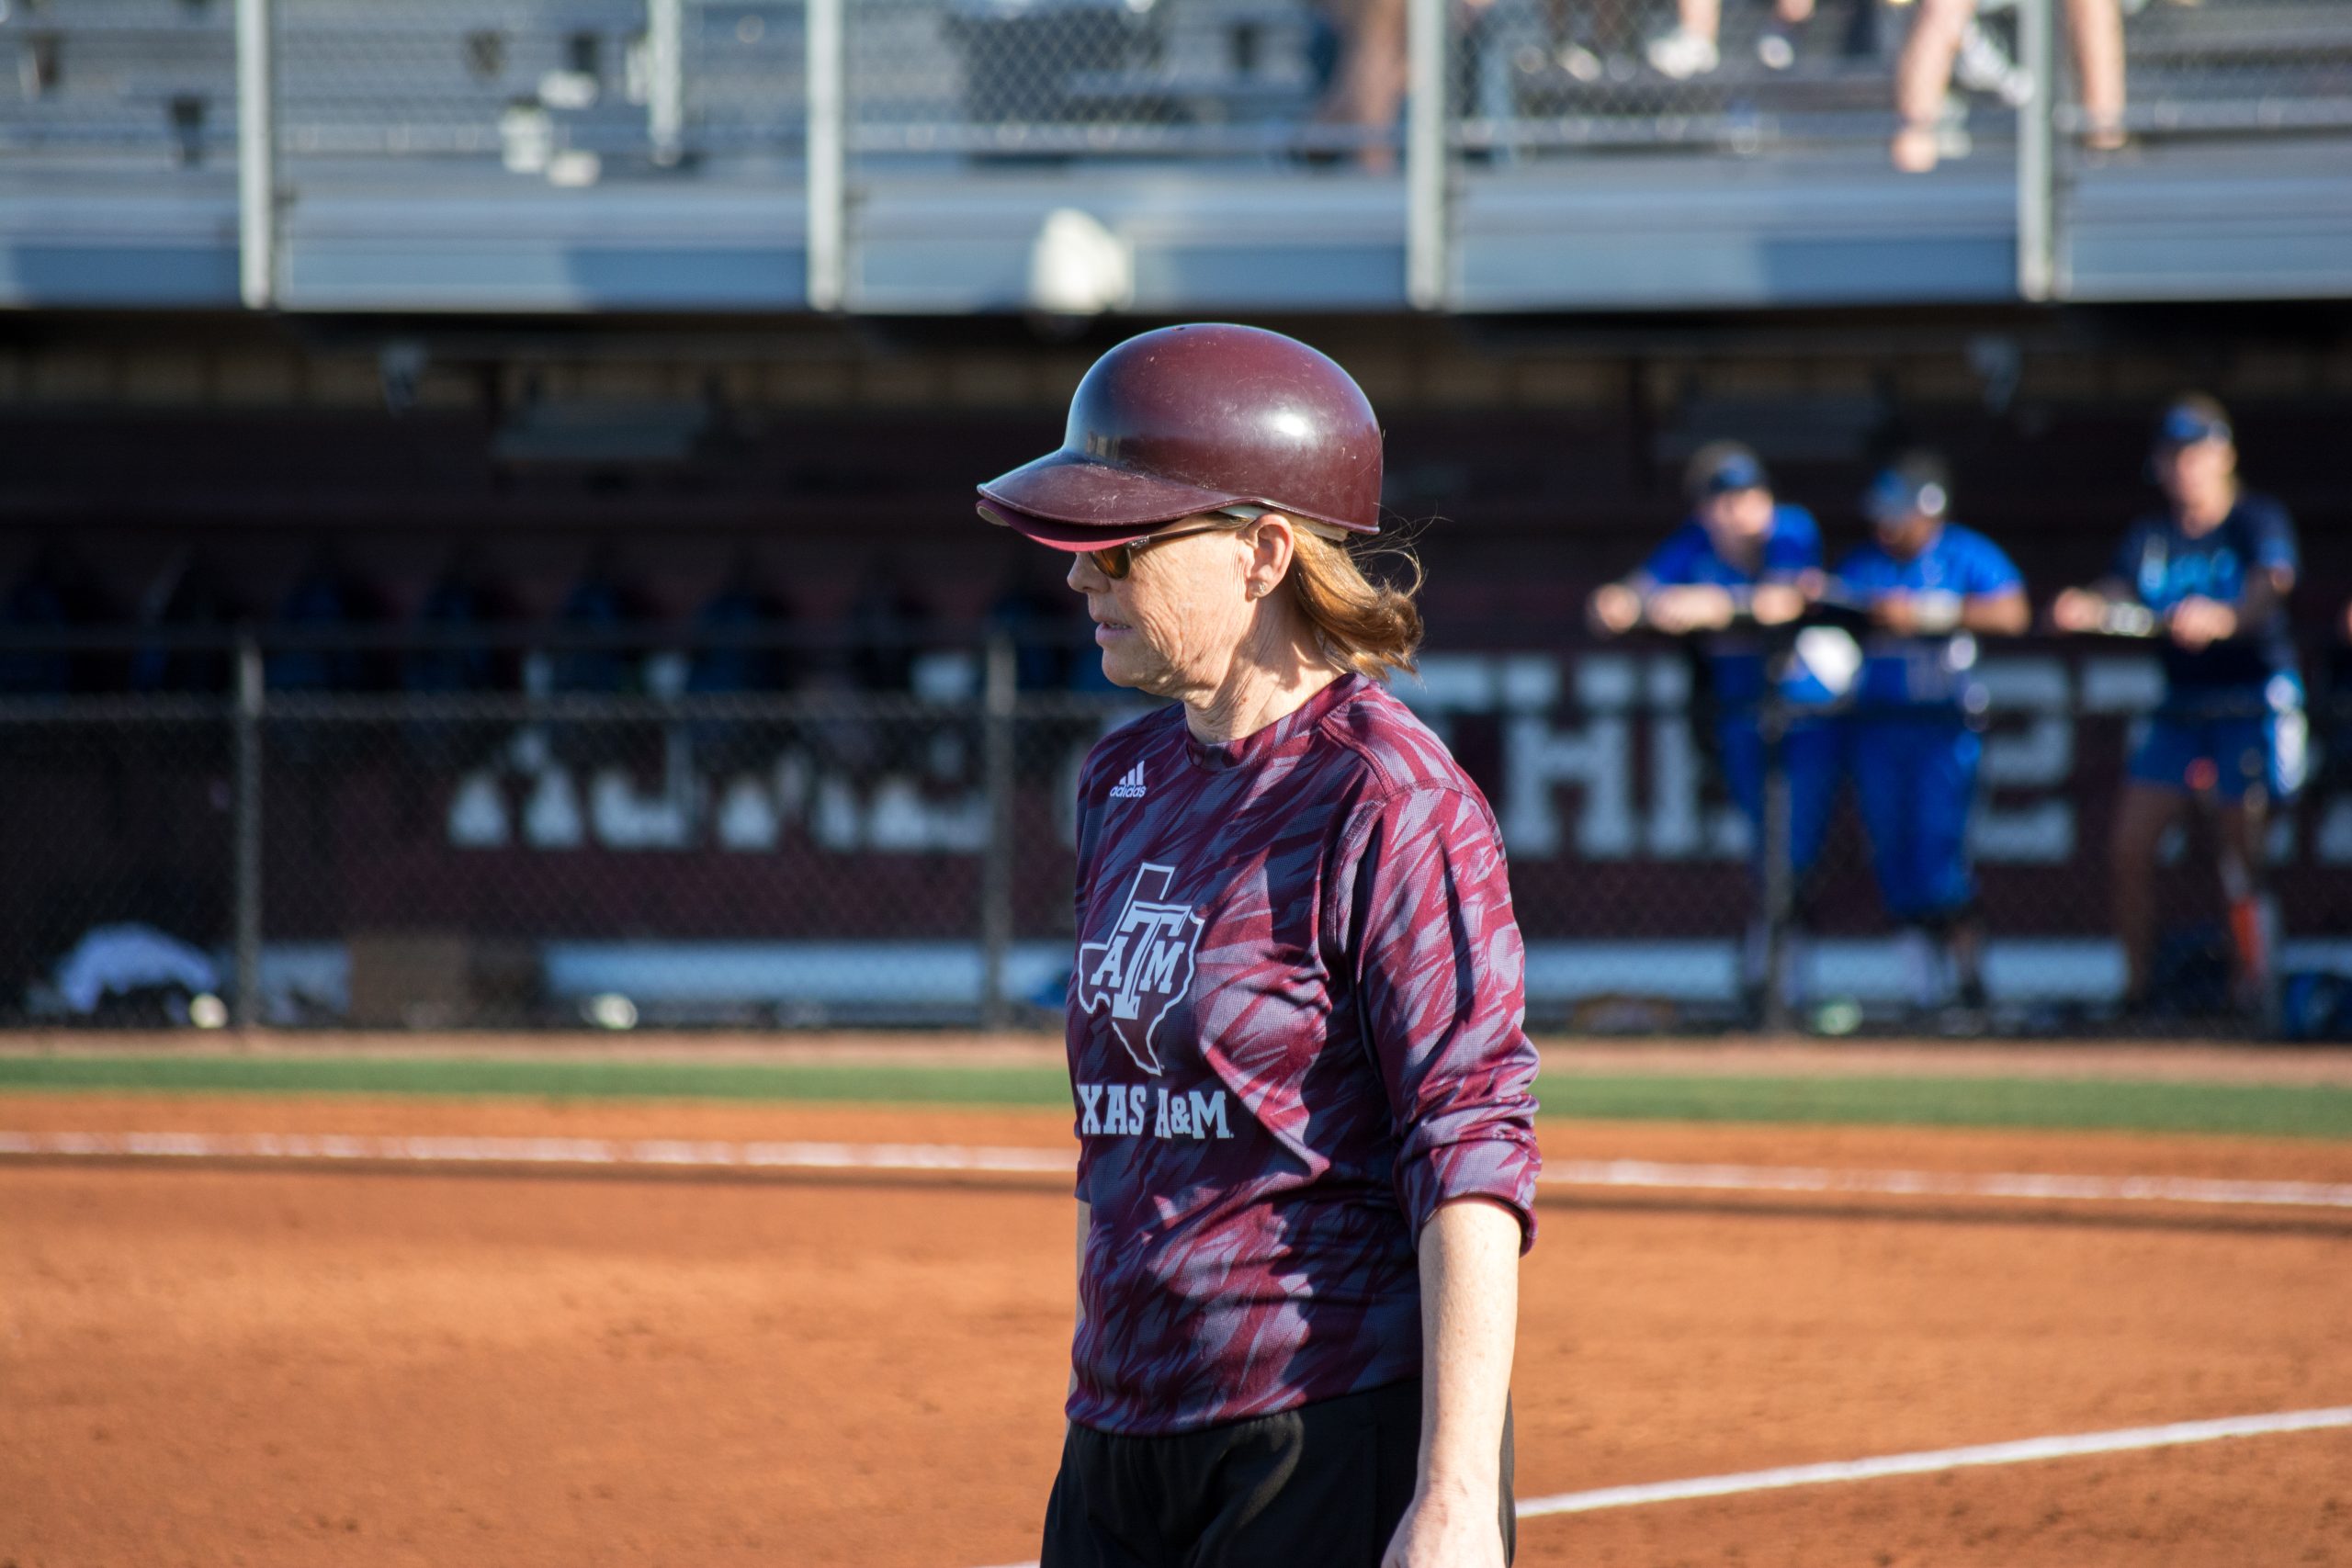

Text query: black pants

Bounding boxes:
[1041,1381,1514,1568]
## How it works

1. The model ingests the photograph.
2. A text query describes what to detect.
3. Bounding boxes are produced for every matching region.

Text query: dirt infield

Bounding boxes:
[4,1094,2349,1567]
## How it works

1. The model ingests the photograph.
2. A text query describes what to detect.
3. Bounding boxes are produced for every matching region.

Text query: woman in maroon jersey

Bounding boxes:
[978,323,1541,1568]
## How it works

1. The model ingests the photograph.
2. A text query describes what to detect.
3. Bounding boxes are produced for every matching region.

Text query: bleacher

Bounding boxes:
[0,0,2346,309]
[2118,0,2352,130]
[0,3,237,164]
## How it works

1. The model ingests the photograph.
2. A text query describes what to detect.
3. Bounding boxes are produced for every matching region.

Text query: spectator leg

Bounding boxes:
[1891,0,1976,172]
[2064,0,2127,149]
[1944,914,1987,1005]
[2211,795,2272,1009]
[1849,720,1917,919]
[2109,781,2185,1009]
[1915,725,1982,913]
[1720,719,1775,1014]
[1317,0,1409,172]
[1918,726,1985,1004]
[1784,723,1841,886]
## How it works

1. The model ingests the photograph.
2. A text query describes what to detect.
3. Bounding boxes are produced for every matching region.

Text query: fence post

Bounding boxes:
[648,0,685,165]
[1404,0,1449,310]
[978,629,1017,1031]
[232,632,266,1032]
[1758,691,1793,1034]
[2016,0,2058,301]
[805,0,848,310]
[234,0,277,308]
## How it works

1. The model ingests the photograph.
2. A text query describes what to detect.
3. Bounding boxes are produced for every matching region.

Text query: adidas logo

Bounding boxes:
[1109,763,1147,800]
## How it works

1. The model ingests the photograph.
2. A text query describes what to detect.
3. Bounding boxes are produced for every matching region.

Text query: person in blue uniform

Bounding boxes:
[2051,395,2304,1016]
[1589,441,1843,1010]
[1835,454,2028,1015]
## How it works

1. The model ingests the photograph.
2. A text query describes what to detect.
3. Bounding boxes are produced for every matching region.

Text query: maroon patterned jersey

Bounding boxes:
[1065,673,1542,1436]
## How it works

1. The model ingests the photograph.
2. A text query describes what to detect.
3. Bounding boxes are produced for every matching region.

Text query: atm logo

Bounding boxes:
[1075,863,1204,1075]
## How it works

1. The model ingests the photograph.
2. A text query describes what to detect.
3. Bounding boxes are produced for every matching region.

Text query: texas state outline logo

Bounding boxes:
[1075,863,1204,1076]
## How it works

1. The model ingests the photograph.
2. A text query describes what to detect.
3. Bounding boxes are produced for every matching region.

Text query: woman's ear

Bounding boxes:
[1245,514,1299,600]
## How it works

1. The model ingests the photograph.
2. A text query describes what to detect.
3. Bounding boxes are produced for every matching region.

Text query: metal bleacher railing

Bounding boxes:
[269,1,807,168]
[0,3,239,165]
[2098,0,2352,136]
[1468,0,1917,156]
[844,0,1326,155]
[2,0,2348,309]
[6,623,2351,1037]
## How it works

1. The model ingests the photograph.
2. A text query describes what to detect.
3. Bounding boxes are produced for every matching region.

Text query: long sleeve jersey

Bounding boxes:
[1064,672,1541,1436]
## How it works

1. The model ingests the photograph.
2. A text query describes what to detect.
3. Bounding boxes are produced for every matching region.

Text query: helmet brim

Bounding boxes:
[978,448,1378,547]
[976,497,1162,551]
[978,450,1250,545]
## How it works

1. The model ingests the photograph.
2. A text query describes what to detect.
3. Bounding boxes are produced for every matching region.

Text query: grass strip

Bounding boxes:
[0,1054,1072,1108]
[1541,1075,2352,1140]
[0,1054,2348,1139]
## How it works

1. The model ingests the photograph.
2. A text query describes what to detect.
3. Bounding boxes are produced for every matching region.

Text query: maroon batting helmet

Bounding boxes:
[977,323,1385,550]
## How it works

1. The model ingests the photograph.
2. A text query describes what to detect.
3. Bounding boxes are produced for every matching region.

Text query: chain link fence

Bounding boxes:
[0,1,809,182]
[243,692,1116,1029]
[10,0,2351,175]
[846,0,1348,160]
[6,626,2351,1036]
[272,0,805,182]
[0,1,238,167]
[1416,638,2352,1039]
[0,629,1144,1032]
[1471,0,2352,162]
[1464,0,1914,157]
[2083,0,2352,139]
[0,698,236,1027]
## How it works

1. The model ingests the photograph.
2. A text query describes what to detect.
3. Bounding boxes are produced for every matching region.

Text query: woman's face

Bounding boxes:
[2157,437,2236,517]
[1871,510,1939,561]
[1699,487,1775,554]
[1066,517,1263,696]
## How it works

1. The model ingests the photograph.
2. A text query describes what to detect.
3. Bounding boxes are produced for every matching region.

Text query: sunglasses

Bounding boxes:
[1085,518,1247,581]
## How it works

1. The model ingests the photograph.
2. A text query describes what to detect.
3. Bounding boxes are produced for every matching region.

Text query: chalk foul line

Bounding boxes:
[0,1130,1071,1175]
[1543,1157,2352,1212]
[1517,1404,2352,1517]
[4,1132,2350,1212]
[965,1404,2352,1566]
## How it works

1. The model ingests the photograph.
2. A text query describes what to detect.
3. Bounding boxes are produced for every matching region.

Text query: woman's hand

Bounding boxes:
[1645,583,1736,634]
[1587,582,1643,637]
[1750,581,1806,626]
[1869,591,1920,635]
[2166,594,2238,650]
[1381,1486,1506,1568]
[2049,587,2108,634]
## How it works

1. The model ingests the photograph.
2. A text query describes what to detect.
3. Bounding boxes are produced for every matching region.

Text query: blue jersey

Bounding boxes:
[1633,505,1828,708]
[1835,523,2023,708]
[2109,493,2299,696]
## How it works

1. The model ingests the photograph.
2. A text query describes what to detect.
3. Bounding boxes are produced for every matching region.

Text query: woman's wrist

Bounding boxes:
[1416,1464,1501,1504]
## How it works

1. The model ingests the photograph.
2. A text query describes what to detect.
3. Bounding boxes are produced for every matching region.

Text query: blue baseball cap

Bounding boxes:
[2154,396,2232,451]
[1687,442,1770,500]
[1864,462,1948,525]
